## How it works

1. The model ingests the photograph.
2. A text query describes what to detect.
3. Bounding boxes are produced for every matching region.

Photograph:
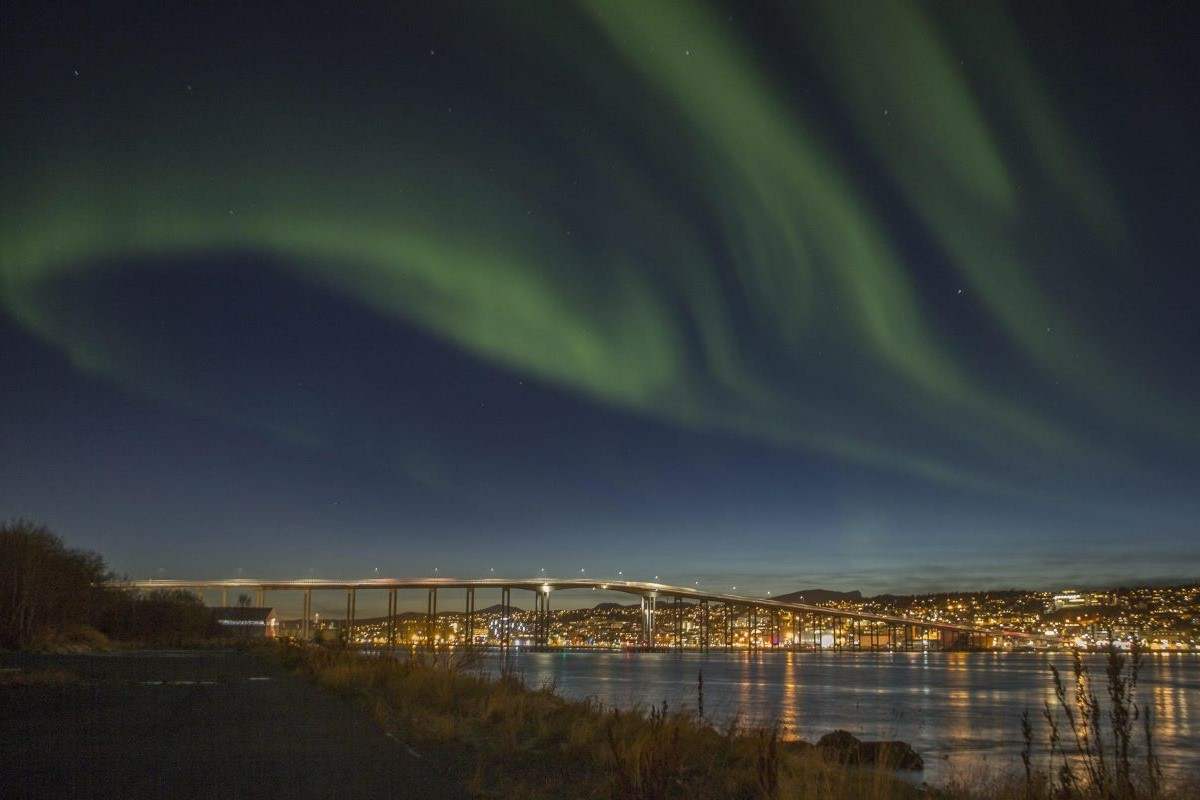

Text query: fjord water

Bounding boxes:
[485,651,1199,782]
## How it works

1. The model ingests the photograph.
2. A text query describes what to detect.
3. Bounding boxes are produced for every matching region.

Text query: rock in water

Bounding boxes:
[860,740,923,771]
[815,730,923,771]
[816,729,862,762]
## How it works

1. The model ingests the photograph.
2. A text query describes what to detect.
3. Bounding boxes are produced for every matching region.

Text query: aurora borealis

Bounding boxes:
[3,1,1198,593]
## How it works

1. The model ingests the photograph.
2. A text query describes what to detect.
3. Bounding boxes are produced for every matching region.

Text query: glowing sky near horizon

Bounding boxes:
[2,0,1197,595]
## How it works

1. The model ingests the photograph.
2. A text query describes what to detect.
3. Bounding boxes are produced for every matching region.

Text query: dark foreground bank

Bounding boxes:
[0,649,470,800]
[4,646,1191,800]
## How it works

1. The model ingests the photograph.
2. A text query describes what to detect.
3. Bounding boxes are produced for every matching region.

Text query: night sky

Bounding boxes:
[3,1,1199,603]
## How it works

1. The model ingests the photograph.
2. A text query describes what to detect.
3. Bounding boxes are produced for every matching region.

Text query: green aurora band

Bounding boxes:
[1,0,1192,494]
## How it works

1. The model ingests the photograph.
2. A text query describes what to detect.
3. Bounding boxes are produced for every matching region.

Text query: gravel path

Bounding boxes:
[1,649,471,800]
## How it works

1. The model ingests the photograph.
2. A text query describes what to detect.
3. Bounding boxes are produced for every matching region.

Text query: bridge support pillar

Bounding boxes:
[465,588,475,648]
[302,589,311,640]
[426,588,438,648]
[387,588,396,649]
[675,596,682,650]
[500,587,511,649]
[537,589,551,648]
[533,591,540,647]
[640,596,648,648]
[532,590,541,648]
[641,594,657,649]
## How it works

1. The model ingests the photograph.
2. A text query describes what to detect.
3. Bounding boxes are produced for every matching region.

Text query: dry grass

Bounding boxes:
[28,623,112,653]
[1011,642,1186,800]
[276,643,929,800]
[274,643,1194,800]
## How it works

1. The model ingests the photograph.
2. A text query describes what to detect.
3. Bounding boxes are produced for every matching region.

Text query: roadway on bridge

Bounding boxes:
[1,650,471,800]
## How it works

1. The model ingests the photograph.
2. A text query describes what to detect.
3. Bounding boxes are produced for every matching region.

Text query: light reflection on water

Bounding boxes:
[478,651,1199,783]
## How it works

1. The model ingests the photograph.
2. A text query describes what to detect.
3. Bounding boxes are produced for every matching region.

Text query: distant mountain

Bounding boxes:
[772,589,863,604]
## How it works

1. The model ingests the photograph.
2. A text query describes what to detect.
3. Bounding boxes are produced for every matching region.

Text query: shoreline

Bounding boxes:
[3,646,1194,799]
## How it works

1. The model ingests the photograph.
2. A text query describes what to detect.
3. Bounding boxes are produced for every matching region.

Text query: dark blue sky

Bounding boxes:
[3,1,1198,602]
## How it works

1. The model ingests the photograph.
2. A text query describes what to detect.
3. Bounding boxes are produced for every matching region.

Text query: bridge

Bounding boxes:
[120,577,1060,651]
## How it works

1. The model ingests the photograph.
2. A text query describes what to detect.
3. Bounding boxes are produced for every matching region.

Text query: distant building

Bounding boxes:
[1052,591,1088,610]
[211,606,277,638]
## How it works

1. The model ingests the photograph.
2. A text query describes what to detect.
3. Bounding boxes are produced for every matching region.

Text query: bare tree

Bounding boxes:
[0,519,106,648]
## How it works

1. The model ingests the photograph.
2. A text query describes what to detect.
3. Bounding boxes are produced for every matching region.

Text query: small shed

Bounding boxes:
[210,606,277,638]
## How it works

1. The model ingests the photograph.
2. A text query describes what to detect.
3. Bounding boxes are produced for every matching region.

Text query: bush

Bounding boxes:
[92,589,212,645]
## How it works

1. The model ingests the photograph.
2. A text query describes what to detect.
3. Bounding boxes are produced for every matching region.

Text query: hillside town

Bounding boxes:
[297,584,1198,651]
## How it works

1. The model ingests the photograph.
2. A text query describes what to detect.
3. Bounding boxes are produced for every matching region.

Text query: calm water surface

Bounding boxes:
[480,651,1198,783]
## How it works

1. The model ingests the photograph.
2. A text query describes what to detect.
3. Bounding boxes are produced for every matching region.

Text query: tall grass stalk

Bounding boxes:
[1024,641,1167,800]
